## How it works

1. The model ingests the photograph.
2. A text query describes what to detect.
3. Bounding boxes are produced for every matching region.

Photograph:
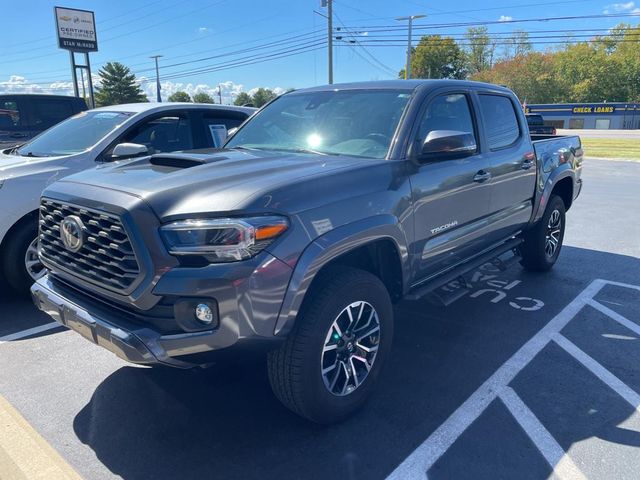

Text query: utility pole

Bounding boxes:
[396,14,426,79]
[218,84,222,104]
[150,55,163,102]
[321,0,333,84]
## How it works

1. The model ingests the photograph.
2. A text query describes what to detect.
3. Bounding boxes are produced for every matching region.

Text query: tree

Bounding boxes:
[193,92,214,103]
[501,30,533,61]
[94,62,147,107]
[472,52,561,104]
[168,91,192,102]
[234,92,253,106]
[251,88,277,107]
[465,26,496,74]
[400,35,467,79]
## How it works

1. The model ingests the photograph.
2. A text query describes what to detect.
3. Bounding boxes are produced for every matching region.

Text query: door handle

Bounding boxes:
[9,133,27,138]
[521,159,535,170]
[473,170,492,183]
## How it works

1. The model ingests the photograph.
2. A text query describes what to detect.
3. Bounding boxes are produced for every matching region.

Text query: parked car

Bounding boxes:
[32,80,582,423]
[0,102,255,292]
[526,113,556,136]
[0,94,87,149]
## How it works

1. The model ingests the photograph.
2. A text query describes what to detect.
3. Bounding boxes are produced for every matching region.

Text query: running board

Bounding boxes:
[405,238,523,301]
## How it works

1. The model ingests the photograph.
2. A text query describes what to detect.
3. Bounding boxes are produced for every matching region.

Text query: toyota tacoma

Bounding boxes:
[31,80,583,423]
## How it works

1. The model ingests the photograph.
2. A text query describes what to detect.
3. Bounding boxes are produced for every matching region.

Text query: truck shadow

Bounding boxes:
[72,246,640,480]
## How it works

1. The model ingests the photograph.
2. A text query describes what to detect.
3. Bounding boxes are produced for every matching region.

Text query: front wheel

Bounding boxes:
[520,194,566,272]
[267,266,393,424]
[2,221,45,294]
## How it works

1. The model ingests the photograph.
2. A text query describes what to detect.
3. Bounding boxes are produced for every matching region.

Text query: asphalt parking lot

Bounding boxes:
[1,158,639,480]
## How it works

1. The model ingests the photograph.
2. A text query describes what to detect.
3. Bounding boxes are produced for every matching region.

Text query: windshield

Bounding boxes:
[226,89,412,159]
[16,110,133,157]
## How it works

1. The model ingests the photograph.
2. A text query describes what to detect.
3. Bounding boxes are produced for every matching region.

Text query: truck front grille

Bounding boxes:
[38,199,140,292]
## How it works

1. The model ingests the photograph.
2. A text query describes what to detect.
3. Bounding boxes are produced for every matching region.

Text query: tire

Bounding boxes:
[267,266,393,424]
[1,219,44,294]
[520,194,566,272]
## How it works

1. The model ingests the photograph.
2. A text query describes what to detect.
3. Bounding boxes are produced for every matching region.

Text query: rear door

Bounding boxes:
[408,89,493,282]
[0,97,31,147]
[477,92,537,243]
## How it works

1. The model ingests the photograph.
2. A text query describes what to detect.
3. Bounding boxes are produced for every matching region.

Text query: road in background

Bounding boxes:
[558,129,640,140]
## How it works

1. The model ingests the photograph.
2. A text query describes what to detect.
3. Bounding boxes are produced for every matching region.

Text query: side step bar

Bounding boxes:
[405,238,523,301]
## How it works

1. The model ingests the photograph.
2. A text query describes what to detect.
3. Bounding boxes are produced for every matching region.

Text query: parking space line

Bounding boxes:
[554,334,640,411]
[587,299,640,337]
[386,279,607,480]
[0,394,82,479]
[499,386,586,480]
[0,322,61,345]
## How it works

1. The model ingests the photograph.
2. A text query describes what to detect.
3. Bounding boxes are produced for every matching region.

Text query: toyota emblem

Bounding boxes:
[60,215,85,252]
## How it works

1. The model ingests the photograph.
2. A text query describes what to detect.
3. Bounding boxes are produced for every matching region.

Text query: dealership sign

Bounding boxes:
[54,6,97,52]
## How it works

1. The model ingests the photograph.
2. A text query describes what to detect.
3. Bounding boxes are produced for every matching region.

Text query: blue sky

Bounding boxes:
[0,0,638,101]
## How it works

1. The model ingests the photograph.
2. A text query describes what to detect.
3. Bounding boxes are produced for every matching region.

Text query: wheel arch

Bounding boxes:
[0,209,39,255]
[273,215,409,336]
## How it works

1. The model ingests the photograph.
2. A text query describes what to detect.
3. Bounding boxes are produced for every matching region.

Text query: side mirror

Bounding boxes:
[112,142,148,159]
[418,130,477,162]
[227,127,238,137]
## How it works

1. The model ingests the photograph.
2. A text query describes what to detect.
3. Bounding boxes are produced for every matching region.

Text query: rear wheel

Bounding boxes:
[520,194,566,272]
[2,221,44,294]
[267,266,393,423]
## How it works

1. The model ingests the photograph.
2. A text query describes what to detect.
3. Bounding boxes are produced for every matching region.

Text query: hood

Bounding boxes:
[0,149,71,178]
[57,149,387,219]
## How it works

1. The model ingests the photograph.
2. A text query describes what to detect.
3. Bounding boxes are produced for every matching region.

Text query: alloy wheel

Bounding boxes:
[321,301,381,396]
[24,237,46,281]
[545,209,562,258]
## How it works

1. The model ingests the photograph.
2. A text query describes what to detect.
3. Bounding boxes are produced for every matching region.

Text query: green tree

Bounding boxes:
[234,91,253,106]
[168,91,192,102]
[400,35,467,79]
[251,88,277,107]
[94,62,147,107]
[465,26,496,74]
[193,92,214,103]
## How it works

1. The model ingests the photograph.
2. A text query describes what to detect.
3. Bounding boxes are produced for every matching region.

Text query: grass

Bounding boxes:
[580,138,640,160]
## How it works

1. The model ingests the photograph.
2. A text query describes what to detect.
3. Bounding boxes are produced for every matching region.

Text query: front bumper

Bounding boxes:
[31,274,285,368]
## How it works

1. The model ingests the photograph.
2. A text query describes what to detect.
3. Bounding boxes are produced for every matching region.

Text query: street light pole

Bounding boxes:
[150,55,163,102]
[320,0,333,84]
[396,14,426,79]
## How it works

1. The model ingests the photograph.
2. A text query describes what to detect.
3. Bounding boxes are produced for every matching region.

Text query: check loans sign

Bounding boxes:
[54,6,97,52]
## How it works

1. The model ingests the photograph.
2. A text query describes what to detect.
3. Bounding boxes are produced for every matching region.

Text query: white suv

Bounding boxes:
[0,102,255,292]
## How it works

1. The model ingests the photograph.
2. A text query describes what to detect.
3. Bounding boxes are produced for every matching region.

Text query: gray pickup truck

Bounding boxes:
[32,80,582,423]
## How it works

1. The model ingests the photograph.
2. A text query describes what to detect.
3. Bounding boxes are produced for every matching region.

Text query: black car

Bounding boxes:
[526,113,556,136]
[0,94,87,148]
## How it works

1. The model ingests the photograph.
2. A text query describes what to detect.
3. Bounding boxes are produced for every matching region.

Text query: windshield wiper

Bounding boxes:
[21,151,45,157]
[271,147,331,156]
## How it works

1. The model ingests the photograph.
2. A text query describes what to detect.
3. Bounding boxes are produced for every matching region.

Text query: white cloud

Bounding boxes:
[499,15,513,22]
[198,27,210,33]
[0,75,285,105]
[604,2,640,13]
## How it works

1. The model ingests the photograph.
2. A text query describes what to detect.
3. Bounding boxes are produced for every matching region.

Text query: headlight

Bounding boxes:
[160,216,288,262]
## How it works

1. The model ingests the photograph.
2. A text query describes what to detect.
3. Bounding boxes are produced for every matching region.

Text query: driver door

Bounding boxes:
[409,90,493,283]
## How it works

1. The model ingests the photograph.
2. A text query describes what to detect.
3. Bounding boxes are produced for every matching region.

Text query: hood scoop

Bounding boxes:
[149,153,229,169]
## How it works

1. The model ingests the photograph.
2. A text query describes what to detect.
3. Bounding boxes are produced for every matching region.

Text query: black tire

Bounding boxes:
[267,266,393,424]
[1,219,40,294]
[520,194,566,272]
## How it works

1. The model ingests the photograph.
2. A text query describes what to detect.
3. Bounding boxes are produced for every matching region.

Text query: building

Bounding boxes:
[525,102,640,130]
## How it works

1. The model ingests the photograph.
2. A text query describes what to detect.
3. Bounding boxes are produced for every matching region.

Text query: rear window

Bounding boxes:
[31,99,75,130]
[526,115,544,125]
[0,100,21,128]
[479,94,521,149]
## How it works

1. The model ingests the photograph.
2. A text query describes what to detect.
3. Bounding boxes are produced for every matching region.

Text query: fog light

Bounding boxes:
[195,303,213,324]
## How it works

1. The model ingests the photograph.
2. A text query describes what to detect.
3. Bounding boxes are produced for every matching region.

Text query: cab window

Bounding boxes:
[416,93,477,153]
[123,114,193,154]
[0,100,22,130]
[478,94,521,150]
